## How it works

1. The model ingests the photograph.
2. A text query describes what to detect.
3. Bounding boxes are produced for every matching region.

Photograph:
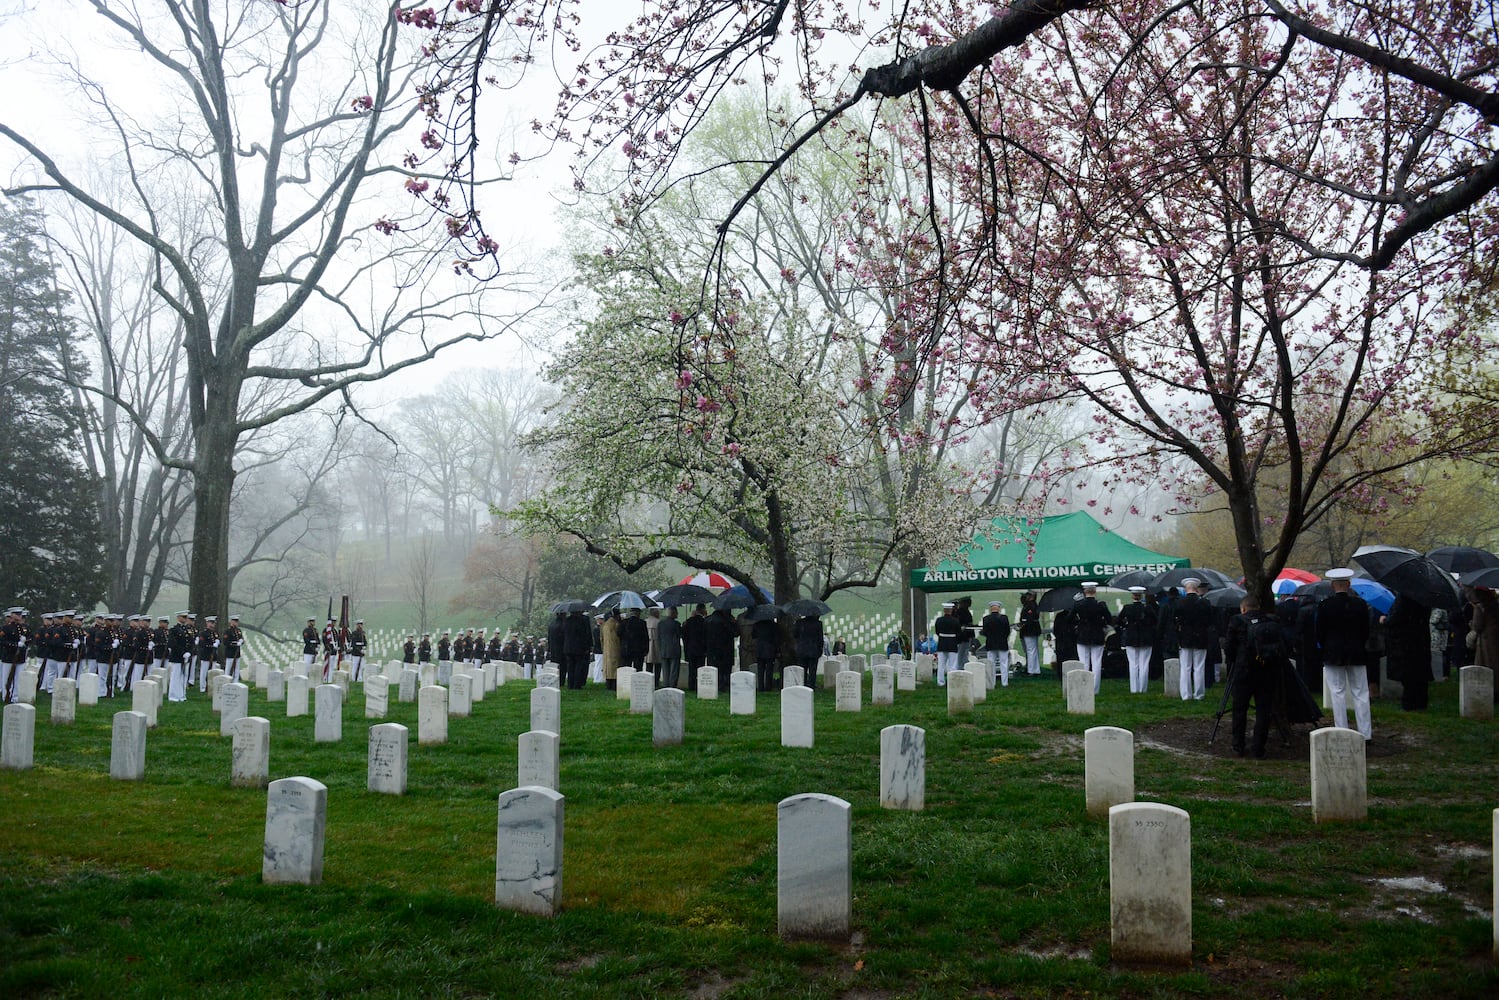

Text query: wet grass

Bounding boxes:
[0,671,1494,998]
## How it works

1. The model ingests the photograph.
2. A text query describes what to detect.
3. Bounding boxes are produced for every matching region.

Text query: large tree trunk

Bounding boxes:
[188,391,239,622]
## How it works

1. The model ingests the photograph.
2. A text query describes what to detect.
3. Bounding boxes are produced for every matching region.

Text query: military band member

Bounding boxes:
[436,629,452,684]
[488,632,506,664]
[223,614,244,682]
[1116,587,1157,693]
[418,633,433,663]
[321,619,337,681]
[348,619,368,681]
[195,616,219,690]
[402,634,417,664]
[473,628,488,667]
[166,611,192,702]
[2,607,27,703]
[152,615,170,675]
[301,618,319,668]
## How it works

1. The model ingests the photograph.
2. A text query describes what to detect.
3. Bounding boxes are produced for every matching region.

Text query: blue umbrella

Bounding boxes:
[1293,578,1396,614]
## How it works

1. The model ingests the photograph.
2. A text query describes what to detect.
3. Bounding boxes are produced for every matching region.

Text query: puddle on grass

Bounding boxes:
[1433,843,1490,861]
[1375,876,1445,894]
[1017,944,1093,962]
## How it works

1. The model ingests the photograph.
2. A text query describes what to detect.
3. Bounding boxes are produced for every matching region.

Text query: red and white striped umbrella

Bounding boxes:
[678,571,736,592]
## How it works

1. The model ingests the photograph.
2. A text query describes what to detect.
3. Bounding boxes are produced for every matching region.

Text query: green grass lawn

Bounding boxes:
[1,670,1495,999]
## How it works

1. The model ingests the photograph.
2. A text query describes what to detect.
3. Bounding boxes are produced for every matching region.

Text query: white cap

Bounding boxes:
[1325,567,1355,580]
[941,601,955,608]
[1128,586,1147,594]
[1181,577,1202,588]
[1081,581,1099,589]
[988,601,1001,610]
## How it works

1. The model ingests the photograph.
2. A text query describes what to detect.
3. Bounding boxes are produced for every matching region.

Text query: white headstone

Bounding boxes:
[482,662,497,692]
[470,665,486,702]
[205,667,225,696]
[420,663,437,688]
[77,672,99,707]
[847,653,867,673]
[314,684,342,743]
[210,672,228,710]
[518,730,559,790]
[783,665,805,688]
[333,669,352,698]
[653,687,684,747]
[219,682,249,736]
[1310,726,1367,822]
[897,661,917,691]
[871,653,887,667]
[1460,665,1494,720]
[255,661,270,689]
[697,667,718,698]
[1493,807,1498,960]
[947,670,974,715]
[1109,802,1191,965]
[1065,669,1095,715]
[777,793,851,940]
[630,670,655,714]
[879,725,925,811]
[536,668,561,690]
[398,669,419,703]
[418,685,448,746]
[15,668,37,704]
[365,676,389,719]
[1085,726,1134,817]
[287,674,309,717]
[1,702,35,770]
[821,657,838,689]
[384,660,402,681]
[262,776,327,885]
[871,665,894,706]
[915,653,935,683]
[132,679,159,728]
[367,723,408,796]
[530,686,561,736]
[266,669,285,703]
[50,677,77,724]
[780,686,814,748]
[967,660,989,702]
[1163,657,1181,697]
[110,709,147,780]
[616,666,636,702]
[449,673,473,717]
[232,716,271,789]
[730,671,756,715]
[835,671,862,712]
[495,785,564,916]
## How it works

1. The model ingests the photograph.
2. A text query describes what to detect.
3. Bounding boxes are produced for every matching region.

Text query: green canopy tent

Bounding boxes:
[910,511,1189,594]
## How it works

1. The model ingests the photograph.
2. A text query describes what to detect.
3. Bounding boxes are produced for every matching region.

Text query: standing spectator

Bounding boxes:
[619,609,649,675]
[954,597,976,666]
[1316,568,1373,740]
[1383,596,1432,711]
[645,608,662,682]
[832,636,848,656]
[1470,587,1499,669]
[600,611,622,688]
[1224,595,1286,758]
[752,613,779,692]
[793,613,825,685]
[561,609,592,690]
[656,607,683,689]
[682,604,708,692]
[706,607,737,691]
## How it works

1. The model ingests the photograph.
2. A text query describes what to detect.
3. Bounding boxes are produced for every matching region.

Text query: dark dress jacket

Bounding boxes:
[1315,591,1371,666]
[1075,597,1113,645]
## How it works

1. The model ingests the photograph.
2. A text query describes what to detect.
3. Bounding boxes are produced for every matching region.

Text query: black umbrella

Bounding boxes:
[1108,570,1155,590]
[1427,545,1499,575]
[592,590,658,611]
[1148,567,1234,593]
[743,603,782,622]
[1458,566,1499,589]
[1037,585,1082,613]
[1205,584,1249,610]
[550,599,590,614]
[1350,545,1462,610]
[713,589,765,611]
[654,583,717,607]
[783,598,832,617]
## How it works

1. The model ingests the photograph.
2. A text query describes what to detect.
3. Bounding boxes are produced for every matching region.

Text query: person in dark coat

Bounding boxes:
[705,608,737,691]
[1172,579,1215,700]
[656,607,683,689]
[1315,568,1372,739]
[682,604,709,692]
[751,615,779,691]
[1383,595,1433,711]
[1051,600,1079,677]
[793,614,824,685]
[954,597,976,666]
[619,609,650,674]
[1116,587,1156,693]
[545,614,565,670]
[1223,596,1285,757]
[1074,583,1113,693]
[561,609,593,689]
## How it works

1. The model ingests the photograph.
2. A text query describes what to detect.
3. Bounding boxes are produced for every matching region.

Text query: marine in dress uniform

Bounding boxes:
[166,612,193,702]
[980,601,1011,688]
[1315,568,1373,740]
[223,615,244,682]
[348,620,368,681]
[1,607,27,702]
[932,602,961,686]
[301,619,319,667]
[1172,579,1215,700]
[1115,587,1157,693]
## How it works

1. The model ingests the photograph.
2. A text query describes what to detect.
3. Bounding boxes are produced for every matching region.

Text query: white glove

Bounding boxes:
[73,638,81,648]
[112,639,121,648]
[18,638,25,647]
[214,640,221,648]
[148,641,155,650]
